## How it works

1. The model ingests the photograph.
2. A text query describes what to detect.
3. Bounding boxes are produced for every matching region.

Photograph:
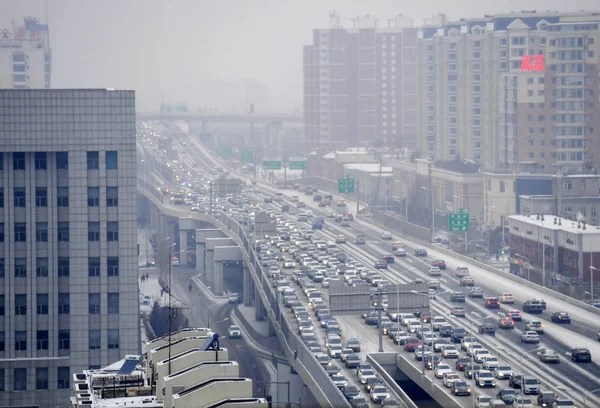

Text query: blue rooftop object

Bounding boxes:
[117,355,140,375]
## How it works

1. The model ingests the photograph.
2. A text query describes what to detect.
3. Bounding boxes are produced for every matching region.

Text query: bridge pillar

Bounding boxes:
[179,230,188,265]
[243,266,252,306]
[254,287,265,320]
[267,315,276,337]
[214,261,224,296]
[205,248,215,290]
[196,242,205,277]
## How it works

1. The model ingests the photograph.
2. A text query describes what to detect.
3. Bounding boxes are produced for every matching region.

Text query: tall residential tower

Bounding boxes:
[0,89,138,407]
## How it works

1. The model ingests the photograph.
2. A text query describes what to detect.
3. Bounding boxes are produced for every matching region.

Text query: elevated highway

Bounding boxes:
[137,111,302,124]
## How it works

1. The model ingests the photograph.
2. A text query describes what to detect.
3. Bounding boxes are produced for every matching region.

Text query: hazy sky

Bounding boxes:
[2,0,598,112]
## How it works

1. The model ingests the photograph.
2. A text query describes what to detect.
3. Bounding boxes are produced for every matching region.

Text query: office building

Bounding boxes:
[0,17,51,89]
[416,10,600,171]
[0,89,138,407]
[304,12,418,153]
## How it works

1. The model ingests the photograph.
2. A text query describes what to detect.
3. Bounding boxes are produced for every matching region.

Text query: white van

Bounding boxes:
[326,241,337,249]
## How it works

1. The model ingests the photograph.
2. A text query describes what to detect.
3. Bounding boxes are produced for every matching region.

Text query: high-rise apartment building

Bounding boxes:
[0,89,138,407]
[304,12,418,153]
[0,17,51,89]
[416,11,600,172]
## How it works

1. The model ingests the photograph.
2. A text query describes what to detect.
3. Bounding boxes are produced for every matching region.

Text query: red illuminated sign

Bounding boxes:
[0,29,11,39]
[521,55,545,72]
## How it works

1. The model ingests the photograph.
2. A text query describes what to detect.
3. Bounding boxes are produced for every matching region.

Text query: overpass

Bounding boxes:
[137,111,302,124]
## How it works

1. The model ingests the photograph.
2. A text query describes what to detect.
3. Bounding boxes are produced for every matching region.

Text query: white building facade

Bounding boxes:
[0,89,138,407]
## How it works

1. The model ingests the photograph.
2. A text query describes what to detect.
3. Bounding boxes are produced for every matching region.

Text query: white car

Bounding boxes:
[493,364,513,380]
[432,316,448,331]
[395,248,407,257]
[443,372,461,388]
[475,396,493,407]
[474,349,492,363]
[441,345,459,358]
[228,325,242,338]
[381,231,393,240]
[521,331,540,344]
[482,356,500,371]
[500,293,515,304]
[370,385,390,403]
[467,343,484,357]
[428,279,441,289]
[429,266,442,276]
[358,369,376,384]
[514,397,534,408]
[434,363,453,379]
[428,289,437,299]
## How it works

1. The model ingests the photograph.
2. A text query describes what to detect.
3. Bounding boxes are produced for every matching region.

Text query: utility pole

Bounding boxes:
[377,289,384,352]
[168,244,173,376]
[356,180,360,216]
[283,161,287,188]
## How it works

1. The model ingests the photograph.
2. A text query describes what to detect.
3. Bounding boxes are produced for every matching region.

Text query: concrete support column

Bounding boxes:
[179,230,188,265]
[243,266,252,306]
[267,315,275,336]
[254,287,264,320]
[206,249,215,290]
[214,262,224,296]
[196,242,205,276]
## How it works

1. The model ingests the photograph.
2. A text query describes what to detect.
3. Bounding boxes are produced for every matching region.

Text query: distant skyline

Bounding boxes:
[2,0,599,111]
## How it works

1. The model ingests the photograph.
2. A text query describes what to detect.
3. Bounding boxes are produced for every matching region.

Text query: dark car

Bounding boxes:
[464,364,482,379]
[485,297,500,309]
[537,390,557,407]
[439,325,453,337]
[433,260,447,269]
[374,260,388,269]
[451,328,467,343]
[451,380,472,396]
[523,299,544,314]
[455,357,473,371]
[343,385,360,401]
[496,389,517,405]
[325,363,340,377]
[478,323,496,336]
[383,254,395,263]
[424,354,442,370]
[508,372,523,388]
[350,396,369,408]
[363,376,382,392]
[570,347,592,362]
[551,311,571,324]
[345,353,361,369]
[450,292,466,302]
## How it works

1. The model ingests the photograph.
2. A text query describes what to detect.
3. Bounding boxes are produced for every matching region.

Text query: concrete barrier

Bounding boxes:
[367,353,417,408]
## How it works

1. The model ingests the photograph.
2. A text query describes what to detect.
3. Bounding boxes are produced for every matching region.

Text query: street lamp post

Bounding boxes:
[422,186,435,242]
[589,266,597,304]
[498,346,544,408]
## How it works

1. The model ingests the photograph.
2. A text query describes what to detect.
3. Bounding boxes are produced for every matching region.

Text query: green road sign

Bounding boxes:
[459,208,470,214]
[448,213,470,232]
[263,158,282,170]
[338,176,355,193]
[288,157,307,170]
[240,151,253,163]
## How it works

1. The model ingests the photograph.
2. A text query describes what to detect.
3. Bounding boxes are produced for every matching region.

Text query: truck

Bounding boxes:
[171,191,185,205]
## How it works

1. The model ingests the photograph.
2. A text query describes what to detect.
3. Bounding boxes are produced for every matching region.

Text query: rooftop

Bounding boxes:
[344,163,393,173]
[509,214,600,235]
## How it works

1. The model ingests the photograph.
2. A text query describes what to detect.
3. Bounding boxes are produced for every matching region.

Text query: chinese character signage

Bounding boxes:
[521,55,545,72]
[448,213,470,232]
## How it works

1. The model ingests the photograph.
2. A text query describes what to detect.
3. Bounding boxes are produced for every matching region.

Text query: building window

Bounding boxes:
[34,152,47,170]
[14,222,26,242]
[89,293,100,315]
[56,152,68,170]
[581,180,586,190]
[36,367,49,390]
[13,152,25,170]
[88,187,100,207]
[37,293,49,315]
[87,152,99,170]
[0,332,4,352]
[107,222,119,242]
[0,188,3,208]
[108,293,119,314]
[14,368,26,391]
[89,330,101,350]
[107,257,119,277]
[108,329,120,349]
[58,257,70,277]
[0,259,4,279]
[106,187,118,207]
[500,181,506,193]
[58,330,70,350]
[0,153,3,170]
[15,294,27,315]
[35,187,47,207]
[88,257,101,277]
[37,330,49,350]
[36,257,48,278]
[0,223,4,243]
[14,187,26,207]
[36,222,48,242]
[106,151,118,169]
[15,331,27,351]
[58,222,69,242]
[58,293,70,315]
[57,187,69,207]
[15,258,26,278]
[0,295,4,315]
[88,222,100,241]
[57,367,70,389]
[565,181,572,190]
